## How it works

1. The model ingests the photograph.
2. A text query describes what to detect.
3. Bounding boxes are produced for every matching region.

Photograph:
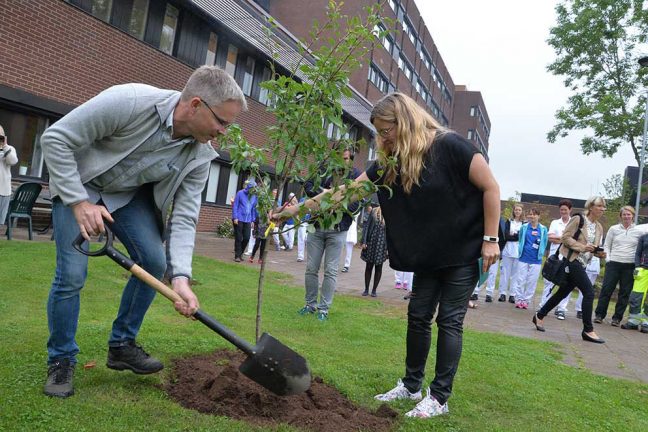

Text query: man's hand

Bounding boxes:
[233,218,238,225]
[271,204,299,224]
[481,241,500,271]
[172,277,199,317]
[72,201,114,240]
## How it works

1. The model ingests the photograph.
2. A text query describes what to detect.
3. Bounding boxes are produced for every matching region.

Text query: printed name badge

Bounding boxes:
[532,243,539,249]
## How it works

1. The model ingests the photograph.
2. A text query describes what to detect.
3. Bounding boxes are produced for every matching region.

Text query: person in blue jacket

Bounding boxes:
[512,208,548,309]
[232,179,258,262]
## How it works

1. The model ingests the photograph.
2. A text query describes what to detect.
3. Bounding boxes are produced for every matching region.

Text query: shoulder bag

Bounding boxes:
[541,214,584,285]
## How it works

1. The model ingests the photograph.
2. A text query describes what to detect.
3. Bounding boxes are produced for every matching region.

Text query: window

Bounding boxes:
[127,0,149,39]
[470,106,477,117]
[159,3,179,55]
[398,54,412,80]
[0,106,52,179]
[388,0,397,11]
[242,56,255,96]
[467,129,474,140]
[403,18,416,45]
[368,63,388,93]
[205,32,218,65]
[91,0,113,21]
[203,161,239,206]
[258,67,273,106]
[225,44,238,76]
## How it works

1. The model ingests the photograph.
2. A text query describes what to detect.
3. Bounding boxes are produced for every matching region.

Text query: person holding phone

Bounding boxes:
[0,125,19,226]
[273,92,500,418]
[533,197,608,343]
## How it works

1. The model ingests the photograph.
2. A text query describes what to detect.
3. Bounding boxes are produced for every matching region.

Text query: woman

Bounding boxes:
[280,193,298,251]
[341,214,358,273]
[497,204,524,303]
[0,125,19,225]
[360,205,388,297]
[532,196,607,343]
[594,206,643,326]
[513,208,548,310]
[274,92,500,418]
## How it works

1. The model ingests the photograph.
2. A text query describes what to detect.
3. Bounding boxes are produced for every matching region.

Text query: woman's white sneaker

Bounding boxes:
[404,388,449,418]
[374,379,422,402]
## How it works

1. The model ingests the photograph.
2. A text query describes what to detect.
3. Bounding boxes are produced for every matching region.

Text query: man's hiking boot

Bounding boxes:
[44,358,75,398]
[107,341,163,374]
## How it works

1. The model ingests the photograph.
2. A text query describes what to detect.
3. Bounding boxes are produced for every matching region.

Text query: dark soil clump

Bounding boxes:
[165,349,398,432]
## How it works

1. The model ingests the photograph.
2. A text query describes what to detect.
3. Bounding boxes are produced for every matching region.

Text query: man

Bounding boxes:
[232,179,258,262]
[0,125,18,225]
[300,149,360,321]
[538,199,572,319]
[41,66,246,398]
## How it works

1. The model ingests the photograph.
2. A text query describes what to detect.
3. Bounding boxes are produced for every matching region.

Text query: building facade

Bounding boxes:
[1,0,491,232]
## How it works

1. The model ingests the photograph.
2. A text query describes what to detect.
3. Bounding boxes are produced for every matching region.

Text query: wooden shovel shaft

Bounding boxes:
[128,263,255,355]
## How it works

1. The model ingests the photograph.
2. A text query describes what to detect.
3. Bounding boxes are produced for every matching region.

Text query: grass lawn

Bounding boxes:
[1,240,647,431]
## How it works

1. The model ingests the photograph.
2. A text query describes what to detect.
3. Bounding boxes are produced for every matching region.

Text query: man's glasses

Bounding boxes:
[377,124,395,137]
[200,99,231,129]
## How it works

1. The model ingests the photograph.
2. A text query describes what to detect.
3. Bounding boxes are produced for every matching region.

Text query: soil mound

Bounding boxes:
[165,349,397,431]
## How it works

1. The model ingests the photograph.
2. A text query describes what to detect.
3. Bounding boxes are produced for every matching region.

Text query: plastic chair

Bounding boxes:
[5,182,43,240]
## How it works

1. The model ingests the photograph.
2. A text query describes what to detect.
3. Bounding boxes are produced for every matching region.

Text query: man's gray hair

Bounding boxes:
[182,66,248,111]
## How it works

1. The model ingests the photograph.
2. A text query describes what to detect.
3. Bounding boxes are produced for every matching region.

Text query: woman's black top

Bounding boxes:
[366,132,484,272]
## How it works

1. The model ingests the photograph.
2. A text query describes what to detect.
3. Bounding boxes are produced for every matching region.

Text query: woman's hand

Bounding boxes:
[584,243,597,253]
[481,241,500,271]
[271,204,300,223]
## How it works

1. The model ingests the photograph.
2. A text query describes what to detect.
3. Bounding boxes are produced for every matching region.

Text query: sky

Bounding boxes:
[417,0,639,201]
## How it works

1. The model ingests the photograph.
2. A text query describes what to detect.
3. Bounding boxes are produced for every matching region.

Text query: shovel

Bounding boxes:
[72,227,311,396]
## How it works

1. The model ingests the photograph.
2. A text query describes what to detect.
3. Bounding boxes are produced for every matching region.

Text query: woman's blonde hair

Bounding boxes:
[584,196,606,215]
[512,204,524,221]
[619,205,635,217]
[370,92,449,193]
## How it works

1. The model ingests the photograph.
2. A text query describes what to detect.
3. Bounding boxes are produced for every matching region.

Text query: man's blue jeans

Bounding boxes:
[304,229,346,313]
[47,188,166,364]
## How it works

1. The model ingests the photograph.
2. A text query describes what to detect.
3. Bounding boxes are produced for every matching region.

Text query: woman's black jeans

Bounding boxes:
[594,261,634,321]
[537,259,595,332]
[402,263,478,405]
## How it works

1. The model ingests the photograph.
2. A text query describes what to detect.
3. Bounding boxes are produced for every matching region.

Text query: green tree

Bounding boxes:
[547,0,648,165]
[221,1,387,339]
[602,173,632,221]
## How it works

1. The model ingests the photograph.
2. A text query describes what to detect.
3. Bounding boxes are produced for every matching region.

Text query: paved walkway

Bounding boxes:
[194,233,648,384]
[10,227,647,383]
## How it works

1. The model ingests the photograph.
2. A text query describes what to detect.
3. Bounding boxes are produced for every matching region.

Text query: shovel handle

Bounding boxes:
[73,226,254,355]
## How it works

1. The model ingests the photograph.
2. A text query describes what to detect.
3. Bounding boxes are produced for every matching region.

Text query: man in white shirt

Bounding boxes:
[538,199,572,319]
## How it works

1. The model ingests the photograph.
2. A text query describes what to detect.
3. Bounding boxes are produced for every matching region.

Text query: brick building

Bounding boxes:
[1,0,491,232]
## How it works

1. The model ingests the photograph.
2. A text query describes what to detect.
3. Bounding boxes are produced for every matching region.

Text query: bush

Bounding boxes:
[216,218,234,238]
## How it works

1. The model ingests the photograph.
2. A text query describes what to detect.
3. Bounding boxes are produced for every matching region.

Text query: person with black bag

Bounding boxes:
[533,196,607,343]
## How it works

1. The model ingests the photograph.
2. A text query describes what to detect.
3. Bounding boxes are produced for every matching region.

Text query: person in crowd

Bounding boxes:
[578,255,601,319]
[341,214,358,272]
[594,206,644,326]
[533,196,607,343]
[297,148,360,321]
[513,208,548,309]
[360,205,388,297]
[271,188,283,251]
[40,66,246,398]
[395,270,414,290]
[471,261,499,303]
[396,271,415,300]
[280,192,298,251]
[232,179,258,262]
[274,92,500,417]
[248,216,268,264]
[621,231,648,333]
[538,199,573,319]
[496,204,524,304]
[0,125,18,225]
[296,196,310,262]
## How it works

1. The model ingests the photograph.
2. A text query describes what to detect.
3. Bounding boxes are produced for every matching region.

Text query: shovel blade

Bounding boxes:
[239,332,311,396]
